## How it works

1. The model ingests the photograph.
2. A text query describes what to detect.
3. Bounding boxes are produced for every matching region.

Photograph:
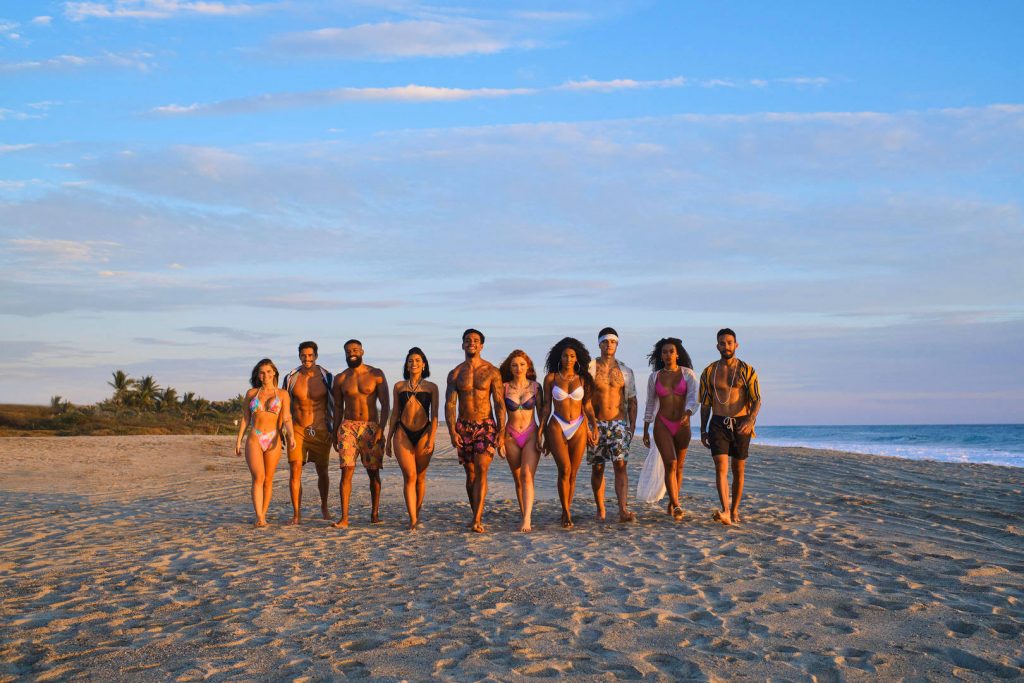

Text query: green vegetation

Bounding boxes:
[0,370,244,437]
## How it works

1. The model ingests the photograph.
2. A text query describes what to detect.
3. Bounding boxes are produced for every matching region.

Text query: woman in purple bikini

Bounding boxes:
[499,350,544,532]
[235,358,296,527]
[641,338,697,521]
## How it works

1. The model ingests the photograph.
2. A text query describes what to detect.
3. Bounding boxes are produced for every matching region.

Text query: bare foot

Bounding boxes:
[254,519,268,528]
[672,506,684,521]
[562,515,574,530]
[619,510,637,523]
[520,522,532,533]
[732,511,742,524]
[331,519,349,529]
[408,520,418,531]
[595,504,606,522]
[713,510,733,526]
[371,514,382,524]
[286,516,301,526]
[321,504,331,520]
[472,522,485,533]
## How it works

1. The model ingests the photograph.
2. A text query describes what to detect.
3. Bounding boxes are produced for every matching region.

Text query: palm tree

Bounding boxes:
[108,370,135,406]
[157,387,178,412]
[135,375,161,410]
[50,395,69,415]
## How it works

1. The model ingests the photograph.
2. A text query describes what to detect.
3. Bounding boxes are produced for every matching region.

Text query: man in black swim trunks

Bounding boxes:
[699,328,761,526]
[445,329,506,533]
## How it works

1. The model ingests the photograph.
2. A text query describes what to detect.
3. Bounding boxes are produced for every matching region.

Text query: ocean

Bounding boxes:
[748,424,1024,468]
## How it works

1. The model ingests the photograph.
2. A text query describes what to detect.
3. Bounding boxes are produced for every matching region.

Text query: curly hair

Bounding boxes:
[249,358,279,388]
[499,349,537,383]
[647,337,693,371]
[402,347,431,380]
[544,337,594,393]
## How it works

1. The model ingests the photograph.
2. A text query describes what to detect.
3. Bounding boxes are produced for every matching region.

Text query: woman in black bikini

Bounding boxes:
[385,347,439,530]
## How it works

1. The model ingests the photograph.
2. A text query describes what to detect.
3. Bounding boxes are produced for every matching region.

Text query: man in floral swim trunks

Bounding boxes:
[445,329,506,533]
[587,327,638,523]
[332,340,389,528]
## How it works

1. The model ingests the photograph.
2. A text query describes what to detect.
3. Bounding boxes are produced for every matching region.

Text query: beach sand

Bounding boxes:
[1,434,1022,681]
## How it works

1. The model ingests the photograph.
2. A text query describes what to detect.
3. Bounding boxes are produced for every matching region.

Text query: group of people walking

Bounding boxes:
[234,327,760,532]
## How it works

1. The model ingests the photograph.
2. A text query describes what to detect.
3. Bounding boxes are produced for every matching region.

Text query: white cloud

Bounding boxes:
[7,238,121,263]
[64,0,270,20]
[268,20,514,59]
[0,144,36,154]
[31,16,53,25]
[151,73,826,117]
[0,51,153,72]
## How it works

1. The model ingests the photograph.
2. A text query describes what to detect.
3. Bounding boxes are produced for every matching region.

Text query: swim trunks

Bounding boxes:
[707,415,751,460]
[288,427,332,467]
[454,417,497,465]
[587,419,632,465]
[338,420,384,470]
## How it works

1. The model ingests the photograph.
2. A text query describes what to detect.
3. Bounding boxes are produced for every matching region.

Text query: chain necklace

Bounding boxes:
[712,361,740,406]
[407,376,423,393]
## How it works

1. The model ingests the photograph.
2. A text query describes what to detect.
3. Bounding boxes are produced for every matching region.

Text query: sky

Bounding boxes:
[1,0,1022,425]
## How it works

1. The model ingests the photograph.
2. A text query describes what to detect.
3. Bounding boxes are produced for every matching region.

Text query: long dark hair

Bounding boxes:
[250,358,279,388]
[545,337,593,393]
[648,338,693,371]
[403,347,431,380]
[500,349,538,382]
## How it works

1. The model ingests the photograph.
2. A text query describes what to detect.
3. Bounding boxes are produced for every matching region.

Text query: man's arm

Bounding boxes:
[627,396,637,434]
[375,370,390,440]
[490,368,506,455]
[700,405,712,448]
[445,368,461,447]
[332,374,346,444]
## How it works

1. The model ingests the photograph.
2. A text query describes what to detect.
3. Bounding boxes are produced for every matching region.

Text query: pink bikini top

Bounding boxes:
[655,371,687,398]
[250,390,282,414]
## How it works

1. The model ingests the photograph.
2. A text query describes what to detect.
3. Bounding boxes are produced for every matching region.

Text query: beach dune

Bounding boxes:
[1,434,1022,681]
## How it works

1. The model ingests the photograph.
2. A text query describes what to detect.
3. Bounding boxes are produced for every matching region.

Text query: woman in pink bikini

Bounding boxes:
[499,350,544,532]
[538,337,598,529]
[641,338,697,521]
[235,358,296,527]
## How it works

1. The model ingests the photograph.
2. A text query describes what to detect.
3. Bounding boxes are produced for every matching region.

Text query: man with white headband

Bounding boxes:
[587,327,638,522]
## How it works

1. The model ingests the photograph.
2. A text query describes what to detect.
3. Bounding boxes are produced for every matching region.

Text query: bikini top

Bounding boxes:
[397,390,432,417]
[552,380,584,403]
[249,389,282,414]
[655,370,687,398]
[504,384,537,412]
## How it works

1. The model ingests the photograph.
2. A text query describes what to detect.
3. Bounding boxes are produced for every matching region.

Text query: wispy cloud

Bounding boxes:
[64,0,271,21]
[182,326,275,342]
[7,238,121,263]
[268,20,516,59]
[0,143,36,153]
[0,51,153,73]
[31,15,53,25]
[150,74,817,116]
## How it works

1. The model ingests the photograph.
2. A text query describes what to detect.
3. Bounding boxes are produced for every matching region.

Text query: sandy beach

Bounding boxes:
[1,434,1021,681]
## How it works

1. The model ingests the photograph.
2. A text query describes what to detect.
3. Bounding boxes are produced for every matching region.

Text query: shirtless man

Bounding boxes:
[587,327,638,523]
[445,329,506,533]
[699,328,761,526]
[282,341,334,525]
[332,340,389,528]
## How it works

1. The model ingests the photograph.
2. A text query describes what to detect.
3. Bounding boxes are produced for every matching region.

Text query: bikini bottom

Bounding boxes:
[399,421,429,446]
[550,413,585,441]
[506,421,537,449]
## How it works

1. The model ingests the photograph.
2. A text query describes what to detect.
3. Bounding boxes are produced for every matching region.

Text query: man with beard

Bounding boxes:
[281,341,334,525]
[587,327,638,523]
[699,328,761,526]
[445,329,505,533]
[332,339,389,528]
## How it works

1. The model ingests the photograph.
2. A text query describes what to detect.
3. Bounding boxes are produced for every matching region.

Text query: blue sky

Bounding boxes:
[1,1,1022,424]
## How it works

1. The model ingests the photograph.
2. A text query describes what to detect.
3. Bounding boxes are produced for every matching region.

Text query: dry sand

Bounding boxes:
[1,434,1022,681]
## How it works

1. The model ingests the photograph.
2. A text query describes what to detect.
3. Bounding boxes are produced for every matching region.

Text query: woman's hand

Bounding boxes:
[642,430,650,448]
[235,440,242,457]
[385,436,393,458]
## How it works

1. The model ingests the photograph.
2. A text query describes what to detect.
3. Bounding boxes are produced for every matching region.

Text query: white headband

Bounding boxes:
[598,334,618,344]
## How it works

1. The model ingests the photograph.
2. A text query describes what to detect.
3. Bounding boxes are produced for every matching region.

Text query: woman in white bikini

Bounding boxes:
[235,359,295,527]
[538,337,598,529]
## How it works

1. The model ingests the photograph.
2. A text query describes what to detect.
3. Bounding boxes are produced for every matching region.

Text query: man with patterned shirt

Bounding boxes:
[587,327,638,523]
[699,328,761,526]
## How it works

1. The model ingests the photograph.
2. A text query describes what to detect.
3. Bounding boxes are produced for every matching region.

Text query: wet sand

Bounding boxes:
[1,434,1022,681]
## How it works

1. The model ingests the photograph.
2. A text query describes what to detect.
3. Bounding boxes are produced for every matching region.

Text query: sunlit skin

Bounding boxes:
[589,337,638,523]
[235,362,295,527]
[445,332,506,533]
[331,342,390,528]
[385,352,439,530]
[539,347,599,530]
[502,355,543,533]
[286,346,331,525]
[642,344,691,520]
[700,332,761,525]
